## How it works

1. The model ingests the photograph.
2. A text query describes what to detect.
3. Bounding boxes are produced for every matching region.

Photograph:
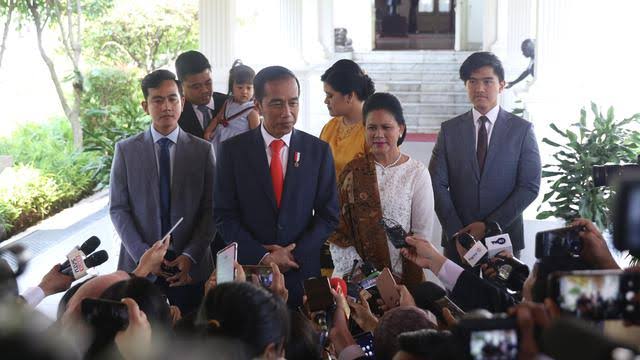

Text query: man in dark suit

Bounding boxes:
[110,70,215,313]
[175,50,228,139]
[214,66,339,306]
[429,52,541,264]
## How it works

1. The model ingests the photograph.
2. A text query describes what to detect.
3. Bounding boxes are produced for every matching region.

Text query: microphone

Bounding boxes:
[60,236,101,270]
[455,233,489,267]
[483,221,513,258]
[330,277,348,296]
[60,250,108,276]
[411,282,465,322]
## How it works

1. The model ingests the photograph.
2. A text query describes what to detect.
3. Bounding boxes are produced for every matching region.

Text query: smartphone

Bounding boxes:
[242,265,274,288]
[161,217,184,275]
[379,218,408,248]
[81,298,129,331]
[354,331,376,359]
[303,277,335,313]
[458,317,519,360]
[376,267,400,309]
[549,270,640,321]
[216,242,238,285]
[535,225,584,259]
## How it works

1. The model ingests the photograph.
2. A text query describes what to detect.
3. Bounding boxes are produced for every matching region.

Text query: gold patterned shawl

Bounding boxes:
[328,152,424,288]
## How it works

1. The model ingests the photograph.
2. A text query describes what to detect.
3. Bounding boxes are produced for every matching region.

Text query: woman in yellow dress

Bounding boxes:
[320,59,375,177]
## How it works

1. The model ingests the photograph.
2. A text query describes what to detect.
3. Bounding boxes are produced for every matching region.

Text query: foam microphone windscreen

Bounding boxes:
[60,250,109,276]
[79,236,101,256]
[330,277,348,296]
[60,236,101,270]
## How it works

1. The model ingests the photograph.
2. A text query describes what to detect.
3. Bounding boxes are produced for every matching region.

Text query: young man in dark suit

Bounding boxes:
[429,52,541,264]
[214,66,339,307]
[175,50,228,139]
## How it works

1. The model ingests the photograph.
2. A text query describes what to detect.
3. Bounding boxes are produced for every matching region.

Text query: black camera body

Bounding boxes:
[491,255,530,292]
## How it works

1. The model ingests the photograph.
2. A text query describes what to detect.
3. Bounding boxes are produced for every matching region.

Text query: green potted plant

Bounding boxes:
[537,103,640,235]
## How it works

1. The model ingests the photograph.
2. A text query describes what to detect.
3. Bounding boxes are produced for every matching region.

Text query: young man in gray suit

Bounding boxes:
[109,69,215,313]
[429,52,541,265]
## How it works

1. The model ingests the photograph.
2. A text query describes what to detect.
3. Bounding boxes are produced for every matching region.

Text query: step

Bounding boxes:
[354,50,472,63]
[392,91,469,104]
[405,114,450,130]
[366,70,461,82]
[402,103,469,115]
[359,62,461,72]
[378,81,465,92]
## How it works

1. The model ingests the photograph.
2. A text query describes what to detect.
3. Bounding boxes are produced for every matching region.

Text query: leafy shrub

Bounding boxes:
[0,166,62,235]
[537,103,640,230]
[0,118,97,239]
[82,67,148,186]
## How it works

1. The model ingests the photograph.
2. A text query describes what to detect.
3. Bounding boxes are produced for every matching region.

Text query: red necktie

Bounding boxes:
[269,139,285,208]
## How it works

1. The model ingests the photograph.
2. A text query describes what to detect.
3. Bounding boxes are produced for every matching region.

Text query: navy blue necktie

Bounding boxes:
[197,105,211,129]
[477,116,489,173]
[158,138,172,235]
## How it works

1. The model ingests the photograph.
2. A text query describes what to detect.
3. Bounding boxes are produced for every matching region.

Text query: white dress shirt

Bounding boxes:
[260,123,291,177]
[149,125,196,263]
[150,125,180,186]
[192,98,215,129]
[435,259,465,292]
[472,104,500,150]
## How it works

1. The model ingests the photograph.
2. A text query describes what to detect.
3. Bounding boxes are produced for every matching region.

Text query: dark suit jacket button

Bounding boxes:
[278,224,284,230]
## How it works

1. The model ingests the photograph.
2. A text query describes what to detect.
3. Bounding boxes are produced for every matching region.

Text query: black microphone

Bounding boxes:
[60,250,108,276]
[411,281,465,323]
[59,236,101,270]
[484,220,502,239]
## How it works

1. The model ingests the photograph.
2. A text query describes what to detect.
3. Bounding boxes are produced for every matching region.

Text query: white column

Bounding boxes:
[500,0,537,111]
[486,0,508,55]
[279,0,304,66]
[199,0,236,93]
[317,0,335,56]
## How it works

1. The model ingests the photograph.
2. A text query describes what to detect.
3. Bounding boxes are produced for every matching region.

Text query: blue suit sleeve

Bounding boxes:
[486,123,541,228]
[109,142,149,262]
[291,143,339,264]
[214,142,269,265]
[429,128,464,239]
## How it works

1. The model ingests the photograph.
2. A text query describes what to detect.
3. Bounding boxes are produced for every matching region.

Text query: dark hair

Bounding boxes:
[362,92,407,145]
[84,277,171,358]
[141,69,181,100]
[397,329,464,360]
[227,59,256,96]
[321,59,375,101]
[197,282,290,357]
[459,52,505,82]
[57,277,92,320]
[0,259,18,301]
[100,277,171,327]
[285,311,322,360]
[175,50,211,81]
[373,306,437,360]
[253,65,300,102]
